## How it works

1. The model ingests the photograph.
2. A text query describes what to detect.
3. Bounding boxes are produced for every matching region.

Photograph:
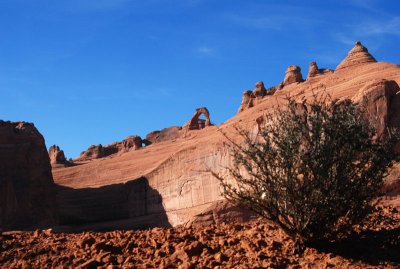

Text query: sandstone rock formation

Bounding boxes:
[307,61,334,79]
[237,82,279,113]
[336,41,377,70]
[283,65,303,86]
[184,107,212,130]
[0,121,56,230]
[76,144,104,161]
[48,145,70,167]
[51,41,400,231]
[145,126,182,145]
[253,81,267,97]
[237,90,253,113]
[352,79,400,138]
[75,135,142,162]
[187,200,257,228]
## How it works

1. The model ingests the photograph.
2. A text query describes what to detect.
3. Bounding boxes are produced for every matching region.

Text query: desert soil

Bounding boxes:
[1,205,399,269]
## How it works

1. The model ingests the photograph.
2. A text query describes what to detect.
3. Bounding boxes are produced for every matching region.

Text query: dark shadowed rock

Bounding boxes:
[0,121,56,229]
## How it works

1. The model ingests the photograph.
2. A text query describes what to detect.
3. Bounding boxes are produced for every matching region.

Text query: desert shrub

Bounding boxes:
[214,97,398,244]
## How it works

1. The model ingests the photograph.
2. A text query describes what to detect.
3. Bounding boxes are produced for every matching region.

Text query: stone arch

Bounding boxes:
[187,107,212,130]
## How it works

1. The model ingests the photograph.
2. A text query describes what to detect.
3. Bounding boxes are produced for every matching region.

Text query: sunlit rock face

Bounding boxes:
[283,65,303,86]
[336,41,377,70]
[51,41,400,230]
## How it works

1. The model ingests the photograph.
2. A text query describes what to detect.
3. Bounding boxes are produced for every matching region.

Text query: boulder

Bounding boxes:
[283,65,303,86]
[0,121,56,229]
[336,41,377,70]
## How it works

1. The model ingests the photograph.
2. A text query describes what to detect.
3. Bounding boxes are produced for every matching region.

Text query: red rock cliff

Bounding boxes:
[0,121,56,230]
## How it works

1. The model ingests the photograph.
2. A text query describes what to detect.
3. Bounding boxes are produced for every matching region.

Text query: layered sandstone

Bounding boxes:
[0,121,56,230]
[336,41,377,70]
[52,42,400,230]
[283,65,303,86]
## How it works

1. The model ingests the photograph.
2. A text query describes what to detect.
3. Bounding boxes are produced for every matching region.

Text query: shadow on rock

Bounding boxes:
[54,176,171,232]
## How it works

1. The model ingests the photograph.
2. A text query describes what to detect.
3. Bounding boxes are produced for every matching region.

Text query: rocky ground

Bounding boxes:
[1,205,399,269]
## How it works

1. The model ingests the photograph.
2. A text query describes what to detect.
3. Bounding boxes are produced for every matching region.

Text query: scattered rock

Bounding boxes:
[0,207,399,268]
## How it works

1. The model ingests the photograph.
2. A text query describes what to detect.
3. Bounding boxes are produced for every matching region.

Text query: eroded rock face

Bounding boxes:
[187,200,256,228]
[283,65,303,86]
[253,81,267,97]
[51,41,400,232]
[237,82,278,113]
[336,41,377,70]
[145,126,182,145]
[49,145,67,165]
[308,61,319,78]
[76,136,142,161]
[121,136,142,151]
[307,62,334,79]
[352,79,400,138]
[0,121,56,229]
[237,90,253,113]
[184,107,212,130]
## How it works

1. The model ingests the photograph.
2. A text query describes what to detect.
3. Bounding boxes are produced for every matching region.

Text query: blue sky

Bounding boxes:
[1,0,400,158]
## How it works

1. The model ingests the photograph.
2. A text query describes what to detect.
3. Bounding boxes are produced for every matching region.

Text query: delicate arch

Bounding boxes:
[186,107,212,130]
